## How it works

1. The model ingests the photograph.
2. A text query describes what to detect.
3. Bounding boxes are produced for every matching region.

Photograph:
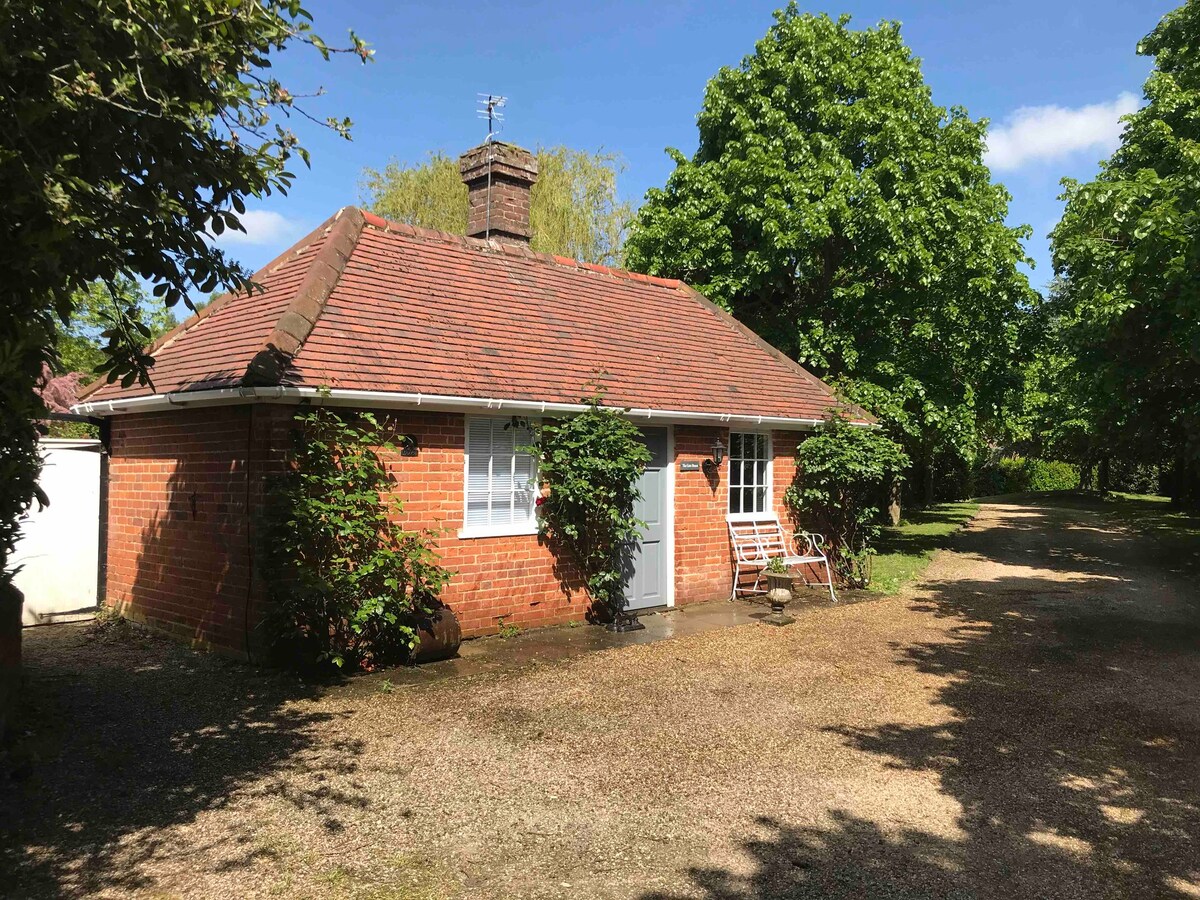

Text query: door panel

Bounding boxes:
[625,428,669,610]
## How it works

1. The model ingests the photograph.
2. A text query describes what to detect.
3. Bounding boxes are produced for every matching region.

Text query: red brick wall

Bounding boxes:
[374,411,585,637]
[389,420,812,624]
[673,427,820,603]
[673,426,734,604]
[107,408,816,654]
[105,407,584,652]
[771,430,802,511]
[107,407,257,655]
[770,430,826,587]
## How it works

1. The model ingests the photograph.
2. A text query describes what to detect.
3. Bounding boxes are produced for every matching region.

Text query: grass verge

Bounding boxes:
[868,501,980,594]
[1098,491,1200,539]
[1076,491,1200,574]
[1026,490,1200,543]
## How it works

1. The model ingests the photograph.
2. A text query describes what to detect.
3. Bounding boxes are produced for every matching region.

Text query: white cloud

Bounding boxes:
[217,209,301,246]
[985,92,1140,172]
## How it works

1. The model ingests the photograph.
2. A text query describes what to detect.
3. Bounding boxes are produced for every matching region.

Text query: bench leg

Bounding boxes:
[731,564,767,601]
[823,556,837,603]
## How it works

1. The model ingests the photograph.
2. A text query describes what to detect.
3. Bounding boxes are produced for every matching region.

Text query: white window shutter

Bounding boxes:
[464,417,538,530]
[513,424,536,520]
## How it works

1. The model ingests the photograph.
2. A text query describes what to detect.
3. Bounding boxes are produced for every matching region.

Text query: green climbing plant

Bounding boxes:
[261,407,451,670]
[785,413,909,588]
[520,394,651,619]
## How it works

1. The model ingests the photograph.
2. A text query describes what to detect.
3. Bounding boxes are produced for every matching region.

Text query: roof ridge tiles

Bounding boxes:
[78,203,875,425]
[76,207,352,402]
[243,206,365,386]
[356,206,683,288]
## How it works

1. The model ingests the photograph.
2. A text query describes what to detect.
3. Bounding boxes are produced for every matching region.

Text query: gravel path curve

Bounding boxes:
[3,497,1198,899]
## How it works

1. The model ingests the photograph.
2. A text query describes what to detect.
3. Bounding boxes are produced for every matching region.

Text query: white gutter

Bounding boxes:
[72,385,867,431]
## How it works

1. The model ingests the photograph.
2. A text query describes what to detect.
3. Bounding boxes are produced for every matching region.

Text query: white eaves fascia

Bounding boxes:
[72,385,876,430]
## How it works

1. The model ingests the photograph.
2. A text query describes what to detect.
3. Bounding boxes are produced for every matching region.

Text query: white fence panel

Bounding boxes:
[13,439,102,625]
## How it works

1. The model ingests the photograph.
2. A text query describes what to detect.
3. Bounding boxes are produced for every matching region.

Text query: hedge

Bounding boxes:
[1105,460,1163,495]
[975,456,1080,496]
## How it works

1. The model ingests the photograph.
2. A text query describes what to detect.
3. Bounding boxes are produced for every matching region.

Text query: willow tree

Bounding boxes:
[0,0,369,585]
[625,7,1035,502]
[1050,0,1200,504]
[361,146,633,266]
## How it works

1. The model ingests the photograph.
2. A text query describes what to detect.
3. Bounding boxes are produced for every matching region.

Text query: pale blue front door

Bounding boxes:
[624,428,669,610]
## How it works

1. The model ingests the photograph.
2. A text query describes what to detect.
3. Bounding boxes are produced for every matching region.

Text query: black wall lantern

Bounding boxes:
[702,437,727,475]
[398,434,419,457]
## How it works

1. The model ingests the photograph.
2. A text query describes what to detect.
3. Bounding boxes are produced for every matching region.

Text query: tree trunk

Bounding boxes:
[0,583,21,741]
[1098,456,1111,493]
[922,444,935,507]
[887,475,902,526]
[1079,460,1095,492]
[1171,450,1200,509]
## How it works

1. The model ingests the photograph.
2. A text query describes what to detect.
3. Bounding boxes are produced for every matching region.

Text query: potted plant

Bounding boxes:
[763,556,795,625]
[765,555,791,592]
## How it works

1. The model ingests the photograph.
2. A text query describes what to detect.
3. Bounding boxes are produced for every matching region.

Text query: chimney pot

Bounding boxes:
[459,141,538,245]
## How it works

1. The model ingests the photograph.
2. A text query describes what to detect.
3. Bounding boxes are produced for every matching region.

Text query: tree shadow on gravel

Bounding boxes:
[0,621,365,898]
[647,497,1200,899]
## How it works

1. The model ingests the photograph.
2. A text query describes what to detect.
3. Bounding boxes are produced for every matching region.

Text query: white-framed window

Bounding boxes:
[728,432,771,519]
[462,416,538,537]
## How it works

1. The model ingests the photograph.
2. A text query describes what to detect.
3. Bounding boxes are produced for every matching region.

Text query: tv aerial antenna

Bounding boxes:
[477,93,507,143]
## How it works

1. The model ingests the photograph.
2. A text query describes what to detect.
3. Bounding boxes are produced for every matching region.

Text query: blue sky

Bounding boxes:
[215,0,1177,295]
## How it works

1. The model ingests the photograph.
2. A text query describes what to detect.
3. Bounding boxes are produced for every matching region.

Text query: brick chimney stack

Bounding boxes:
[459,141,538,245]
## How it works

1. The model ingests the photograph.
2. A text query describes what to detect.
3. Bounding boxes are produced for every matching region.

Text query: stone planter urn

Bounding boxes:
[410,604,463,663]
[764,571,795,626]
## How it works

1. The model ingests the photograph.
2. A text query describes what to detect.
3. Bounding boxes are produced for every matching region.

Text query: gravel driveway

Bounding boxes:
[2,496,1198,899]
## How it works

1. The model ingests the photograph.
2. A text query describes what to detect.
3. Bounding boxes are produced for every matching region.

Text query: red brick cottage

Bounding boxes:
[75,141,873,659]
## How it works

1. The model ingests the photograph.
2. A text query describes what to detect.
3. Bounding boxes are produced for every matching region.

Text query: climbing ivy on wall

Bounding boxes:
[521,394,651,620]
[261,407,451,670]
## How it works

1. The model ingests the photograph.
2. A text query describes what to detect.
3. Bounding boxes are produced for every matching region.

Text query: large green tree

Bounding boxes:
[38,279,178,439]
[1050,0,1200,504]
[625,7,1036,501]
[361,146,633,266]
[1008,280,1100,470]
[0,0,369,584]
[56,279,177,376]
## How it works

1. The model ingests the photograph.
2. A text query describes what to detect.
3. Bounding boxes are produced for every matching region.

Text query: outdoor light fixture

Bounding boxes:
[703,437,727,476]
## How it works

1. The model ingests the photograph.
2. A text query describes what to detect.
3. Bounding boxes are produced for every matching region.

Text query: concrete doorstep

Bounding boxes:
[355,591,848,692]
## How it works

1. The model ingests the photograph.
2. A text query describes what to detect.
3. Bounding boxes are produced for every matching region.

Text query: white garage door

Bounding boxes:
[13,439,102,625]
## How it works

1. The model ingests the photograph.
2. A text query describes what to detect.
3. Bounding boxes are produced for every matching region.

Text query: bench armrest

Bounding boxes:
[793,531,826,557]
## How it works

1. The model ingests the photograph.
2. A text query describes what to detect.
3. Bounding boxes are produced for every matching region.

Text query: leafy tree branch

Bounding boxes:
[0,0,370,584]
[626,5,1035,503]
[1049,0,1200,505]
[785,414,909,588]
[361,146,634,266]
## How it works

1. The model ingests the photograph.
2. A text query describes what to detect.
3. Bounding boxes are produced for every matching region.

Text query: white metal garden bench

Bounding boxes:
[728,517,837,604]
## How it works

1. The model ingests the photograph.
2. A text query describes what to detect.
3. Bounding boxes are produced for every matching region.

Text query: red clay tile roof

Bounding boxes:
[80,207,873,424]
